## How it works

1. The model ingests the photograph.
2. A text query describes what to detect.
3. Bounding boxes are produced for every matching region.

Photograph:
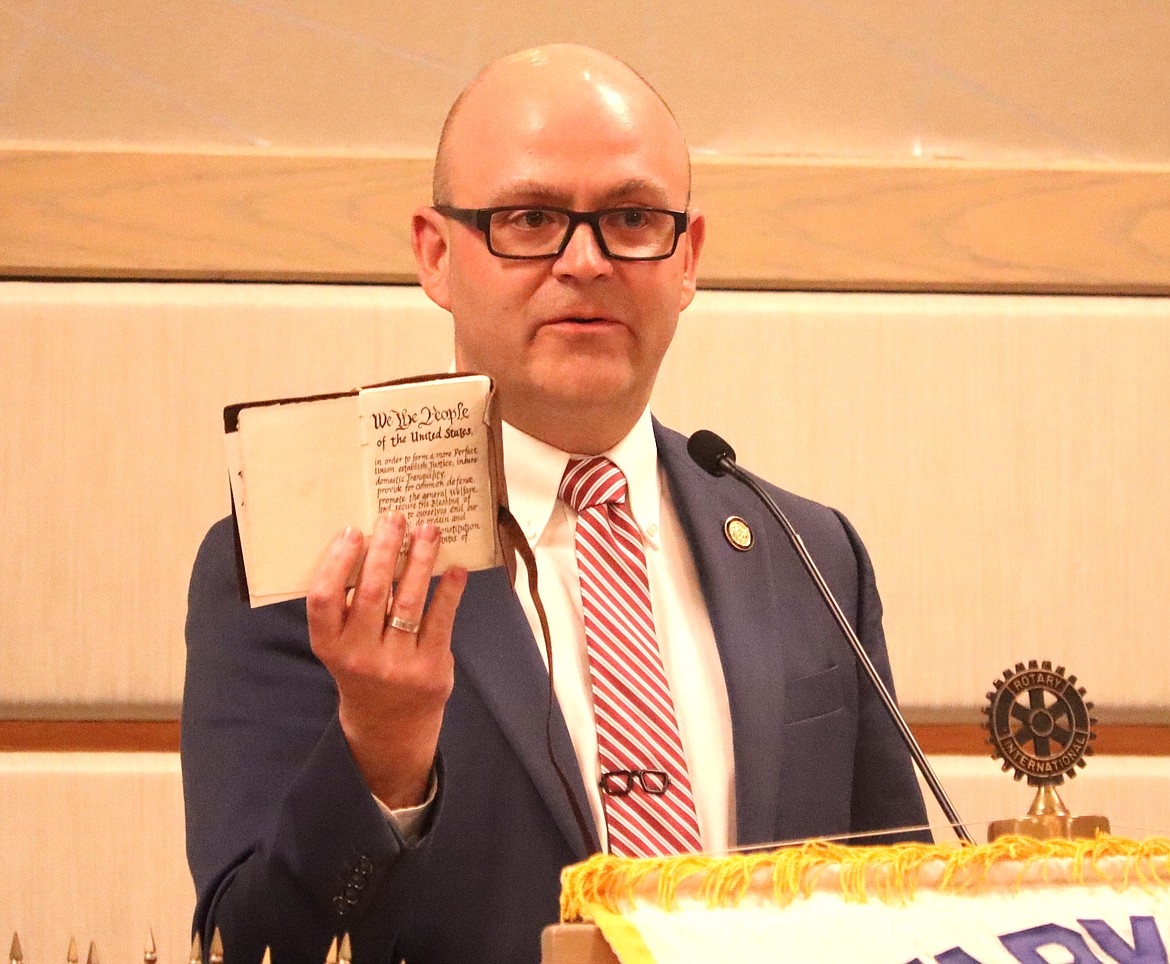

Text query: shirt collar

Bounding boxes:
[502,408,662,549]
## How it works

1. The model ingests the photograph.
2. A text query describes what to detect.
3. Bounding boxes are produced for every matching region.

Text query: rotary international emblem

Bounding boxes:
[984,660,1097,786]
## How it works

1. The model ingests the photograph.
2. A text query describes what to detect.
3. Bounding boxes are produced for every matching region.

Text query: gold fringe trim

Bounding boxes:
[560,835,1170,922]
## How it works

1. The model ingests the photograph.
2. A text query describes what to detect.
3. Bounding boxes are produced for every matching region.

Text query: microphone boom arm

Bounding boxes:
[718,454,975,846]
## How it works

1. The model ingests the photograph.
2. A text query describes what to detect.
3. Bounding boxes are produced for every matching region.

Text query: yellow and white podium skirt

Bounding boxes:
[559,836,1170,963]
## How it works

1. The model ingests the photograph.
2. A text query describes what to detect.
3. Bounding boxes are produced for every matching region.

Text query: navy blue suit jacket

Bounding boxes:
[182,422,928,963]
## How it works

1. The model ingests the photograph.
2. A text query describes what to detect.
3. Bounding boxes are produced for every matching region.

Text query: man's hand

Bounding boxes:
[306,512,468,809]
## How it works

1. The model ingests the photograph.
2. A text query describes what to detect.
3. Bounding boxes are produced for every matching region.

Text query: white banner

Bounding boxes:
[561,838,1170,964]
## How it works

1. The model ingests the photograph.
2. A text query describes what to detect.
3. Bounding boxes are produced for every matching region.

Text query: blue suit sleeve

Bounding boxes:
[833,510,932,843]
[181,518,433,962]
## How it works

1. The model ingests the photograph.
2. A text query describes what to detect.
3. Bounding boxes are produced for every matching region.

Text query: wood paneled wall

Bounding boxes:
[2,147,1168,953]
[2,151,1168,293]
[0,754,192,964]
[2,751,1167,962]
[2,283,1167,720]
[917,757,1170,844]
[0,282,452,716]
[658,290,1170,718]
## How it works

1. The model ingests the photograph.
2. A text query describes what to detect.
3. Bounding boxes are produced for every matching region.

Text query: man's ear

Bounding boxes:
[412,206,452,311]
[678,209,706,311]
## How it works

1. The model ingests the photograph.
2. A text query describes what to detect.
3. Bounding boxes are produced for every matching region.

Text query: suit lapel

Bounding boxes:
[452,423,818,857]
[451,565,599,859]
[655,423,799,847]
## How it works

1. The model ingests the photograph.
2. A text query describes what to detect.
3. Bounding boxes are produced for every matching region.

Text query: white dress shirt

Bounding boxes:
[503,409,735,854]
[385,410,736,854]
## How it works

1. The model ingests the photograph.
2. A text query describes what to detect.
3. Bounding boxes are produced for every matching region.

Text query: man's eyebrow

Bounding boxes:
[597,178,675,207]
[483,178,678,208]
[483,182,568,206]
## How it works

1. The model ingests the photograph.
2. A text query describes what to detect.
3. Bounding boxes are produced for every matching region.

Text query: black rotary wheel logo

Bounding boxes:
[985,660,1097,786]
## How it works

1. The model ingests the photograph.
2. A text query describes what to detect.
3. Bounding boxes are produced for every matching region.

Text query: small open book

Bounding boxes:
[224,373,510,607]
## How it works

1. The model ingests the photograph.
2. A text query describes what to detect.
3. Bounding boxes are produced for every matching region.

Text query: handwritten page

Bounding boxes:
[358,375,497,574]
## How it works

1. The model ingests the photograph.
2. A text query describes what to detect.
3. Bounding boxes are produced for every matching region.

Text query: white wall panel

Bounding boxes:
[0,282,451,715]
[2,284,1167,718]
[917,756,1170,845]
[656,291,1170,716]
[0,753,192,964]
[0,750,1164,964]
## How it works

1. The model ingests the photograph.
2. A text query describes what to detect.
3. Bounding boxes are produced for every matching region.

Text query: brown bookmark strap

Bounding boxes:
[497,505,599,856]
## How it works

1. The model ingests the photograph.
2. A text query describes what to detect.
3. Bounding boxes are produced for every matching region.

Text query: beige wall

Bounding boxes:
[3,282,1168,718]
[662,291,1170,716]
[3,3,1170,953]
[0,754,192,964]
[2,1,1168,163]
[0,282,451,716]
[2,279,1168,955]
[5,4,1167,292]
[4,751,1165,962]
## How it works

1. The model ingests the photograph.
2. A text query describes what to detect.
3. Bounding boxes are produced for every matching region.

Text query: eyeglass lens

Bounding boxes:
[488,209,678,259]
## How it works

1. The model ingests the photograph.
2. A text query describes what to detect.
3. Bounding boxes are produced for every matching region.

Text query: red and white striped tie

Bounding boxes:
[559,456,703,857]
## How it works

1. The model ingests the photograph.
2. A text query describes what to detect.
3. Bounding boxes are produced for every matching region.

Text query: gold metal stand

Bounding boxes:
[987,784,1110,842]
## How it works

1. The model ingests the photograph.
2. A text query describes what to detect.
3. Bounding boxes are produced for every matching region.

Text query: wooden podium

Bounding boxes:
[541,923,619,964]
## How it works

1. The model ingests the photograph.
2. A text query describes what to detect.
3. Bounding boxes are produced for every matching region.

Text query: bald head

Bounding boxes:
[432,44,690,206]
[411,42,705,453]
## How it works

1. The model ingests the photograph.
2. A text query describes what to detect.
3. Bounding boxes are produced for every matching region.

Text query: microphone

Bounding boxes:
[687,430,974,845]
[686,429,736,475]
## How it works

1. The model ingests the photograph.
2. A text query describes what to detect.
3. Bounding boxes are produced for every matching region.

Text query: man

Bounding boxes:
[183,44,928,964]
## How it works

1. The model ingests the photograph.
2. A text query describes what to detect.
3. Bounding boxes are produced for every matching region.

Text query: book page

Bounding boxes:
[236,394,367,601]
[358,374,500,574]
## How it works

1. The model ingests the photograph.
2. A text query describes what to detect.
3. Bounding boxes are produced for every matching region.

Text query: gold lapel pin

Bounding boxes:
[723,516,753,551]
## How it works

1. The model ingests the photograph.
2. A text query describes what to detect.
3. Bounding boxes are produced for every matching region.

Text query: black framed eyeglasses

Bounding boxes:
[433,205,688,261]
[599,769,672,796]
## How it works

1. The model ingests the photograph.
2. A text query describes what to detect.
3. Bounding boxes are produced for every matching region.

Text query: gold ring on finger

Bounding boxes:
[387,614,421,635]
